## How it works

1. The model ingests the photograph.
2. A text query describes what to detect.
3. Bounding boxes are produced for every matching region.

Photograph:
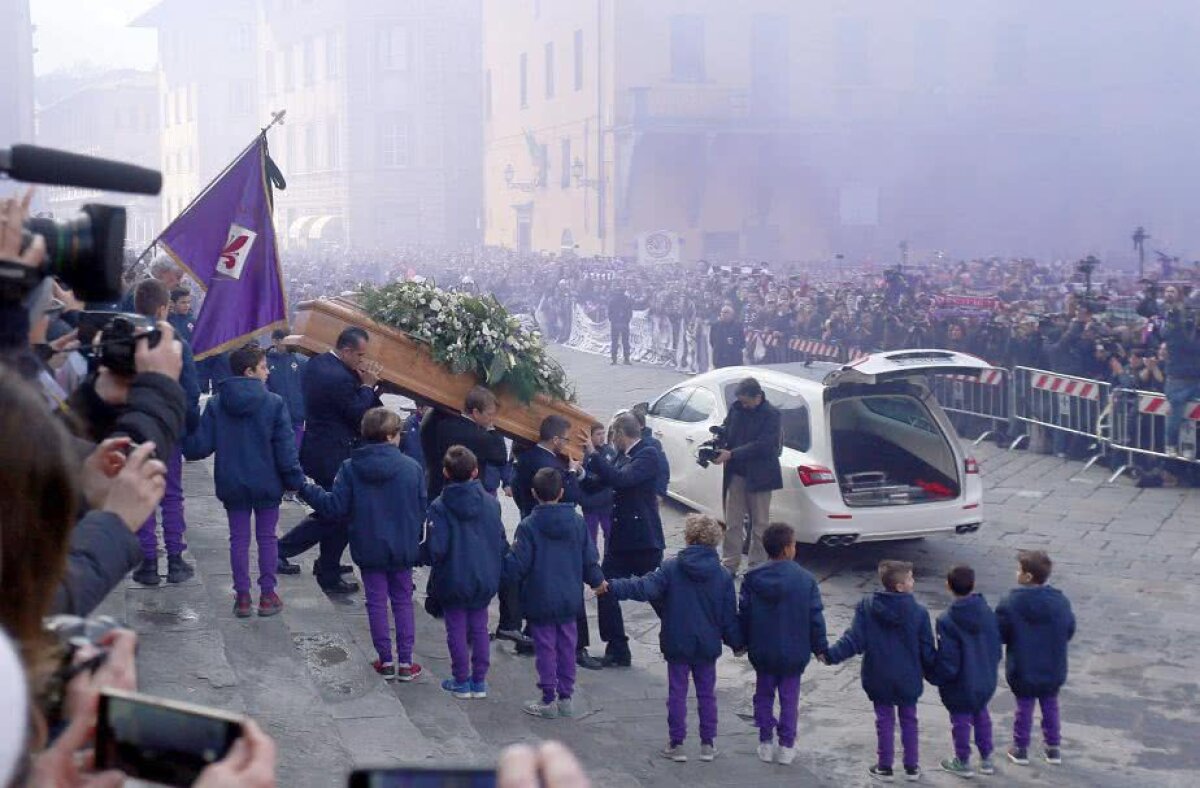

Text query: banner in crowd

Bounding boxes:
[934,294,1002,311]
[159,136,287,359]
[564,304,680,366]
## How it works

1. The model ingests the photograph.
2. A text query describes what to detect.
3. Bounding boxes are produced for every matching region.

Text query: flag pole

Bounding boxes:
[135,110,287,268]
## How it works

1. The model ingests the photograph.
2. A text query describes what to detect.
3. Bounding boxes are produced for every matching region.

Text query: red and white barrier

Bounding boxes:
[1031,372,1101,401]
[1137,394,1200,421]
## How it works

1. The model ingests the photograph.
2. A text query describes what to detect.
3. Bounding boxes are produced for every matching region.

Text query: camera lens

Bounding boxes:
[26,204,126,303]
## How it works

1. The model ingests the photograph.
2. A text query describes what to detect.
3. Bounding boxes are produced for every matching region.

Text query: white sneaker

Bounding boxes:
[757,742,776,763]
[777,746,797,765]
[1166,446,1180,458]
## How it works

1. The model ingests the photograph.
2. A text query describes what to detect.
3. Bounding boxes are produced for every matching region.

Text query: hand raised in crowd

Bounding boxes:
[101,441,168,531]
[0,188,45,268]
[64,628,139,727]
[53,280,86,314]
[135,320,183,381]
[194,719,278,788]
[46,329,81,371]
[28,695,125,788]
[80,437,133,510]
[498,740,590,788]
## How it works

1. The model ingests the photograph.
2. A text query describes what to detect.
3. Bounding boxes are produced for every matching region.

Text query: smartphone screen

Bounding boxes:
[348,768,497,788]
[95,690,243,787]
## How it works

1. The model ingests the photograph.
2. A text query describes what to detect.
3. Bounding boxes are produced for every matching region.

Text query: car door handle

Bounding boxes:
[685,436,695,443]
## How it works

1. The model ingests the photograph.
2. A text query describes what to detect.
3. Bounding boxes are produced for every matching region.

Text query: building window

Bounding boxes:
[265,52,277,96]
[303,37,316,86]
[560,138,571,188]
[485,69,492,120]
[835,18,870,86]
[305,123,317,171]
[327,30,342,78]
[162,93,170,127]
[378,26,410,72]
[519,53,528,107]
[174,88,182,123]
[533,0,540,17]
[328,117,340,168]
[914,19,948,88]
[544,42,555,99]
[751,15,790,116]
[185,84,194,121]
[286,125,295,171]
[573,29,584,90]
[669,15,706,82]
[539,143,549,187]
[380,115,410,168]
[284,46,295,92]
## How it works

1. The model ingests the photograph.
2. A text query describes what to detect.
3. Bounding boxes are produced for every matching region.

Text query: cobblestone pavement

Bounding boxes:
[100,347,1200,787]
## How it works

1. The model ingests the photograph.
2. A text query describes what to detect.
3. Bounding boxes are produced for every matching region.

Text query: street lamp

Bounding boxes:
[503,162,536,192]
[571,157,599,189]
[504,163,515,186]
[1132,226,1149,280]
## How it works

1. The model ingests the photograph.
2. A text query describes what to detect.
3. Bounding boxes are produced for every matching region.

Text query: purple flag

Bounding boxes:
[159,137,286,359]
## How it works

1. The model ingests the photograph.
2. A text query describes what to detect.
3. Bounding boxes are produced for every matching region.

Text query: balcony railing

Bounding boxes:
[623,85,751,125]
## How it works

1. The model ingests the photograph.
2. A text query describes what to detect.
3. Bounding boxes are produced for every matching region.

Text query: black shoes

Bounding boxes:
[601,653,632,668]
[312,562,354,575]
[576,649,604,670]
[515,640,535,656]
[166,554,194,584]
[132,558,161,586]
[320,578,360,595]
[277,558,301,575]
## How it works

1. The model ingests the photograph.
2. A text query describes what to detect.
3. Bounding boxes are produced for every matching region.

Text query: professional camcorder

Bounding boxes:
[0,145,161,303]
[76,311,163,375]
[696,424,728,468]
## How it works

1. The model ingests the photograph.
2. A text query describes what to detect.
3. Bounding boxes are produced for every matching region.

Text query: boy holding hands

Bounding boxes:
[823,559,936,782]
[504,468,605,719]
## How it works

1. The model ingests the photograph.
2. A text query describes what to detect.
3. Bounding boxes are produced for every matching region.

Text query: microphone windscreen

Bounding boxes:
[7,145,161,195]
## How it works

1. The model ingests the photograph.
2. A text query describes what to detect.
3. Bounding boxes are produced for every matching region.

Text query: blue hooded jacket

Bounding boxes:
[826,592,937,706]
[512,445,582,519]
[401,411,424,466]
[182,376,304,510]
[504,503,604,625]
[300,443,427,572]
[578,445,615,514]
[738,560,828,676]
[995,585,1075,698]
[609,544,742,664]
[266,348,307,425]
[929,594,1002,713]
[426,480,508,611]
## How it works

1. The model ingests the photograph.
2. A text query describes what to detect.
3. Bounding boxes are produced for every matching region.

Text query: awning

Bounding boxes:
[308,215,344,240]
[288,215,320,240]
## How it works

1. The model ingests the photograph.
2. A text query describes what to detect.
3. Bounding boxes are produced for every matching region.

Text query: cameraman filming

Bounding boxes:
[712,377,783,573]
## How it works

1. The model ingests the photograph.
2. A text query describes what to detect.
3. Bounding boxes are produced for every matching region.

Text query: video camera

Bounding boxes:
[0,144,162,303]
[76,311,162,375]
[39,614,126,728]
[696,424,728,468]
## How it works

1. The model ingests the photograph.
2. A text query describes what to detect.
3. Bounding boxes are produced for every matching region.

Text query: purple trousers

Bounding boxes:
[667,661,718,746]
[293,423,305,451]
[1013,694,1061,749]
[874,703,919,771]
[529,621,578,703]
[137,450,186,561]
[754,672,801,748]
[444,606,490,684]
[362,569,414,665]
[227,508,279,595]
[950,708,994,761]
[584,511,612,556]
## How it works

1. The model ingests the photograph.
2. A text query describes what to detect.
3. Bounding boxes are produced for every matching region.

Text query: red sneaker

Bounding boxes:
[373,660,396,680]
[395,663,423,682]
[233,594,253,618]
[258,592,283,617]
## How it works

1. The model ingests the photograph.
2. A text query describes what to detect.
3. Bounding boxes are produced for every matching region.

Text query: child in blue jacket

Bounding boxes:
[504,468,605,720]
[578,423,615,555]
[929,565,1002,779]
[300,407,427,682]
[604,514,741,764]
[737,524,828,766]
[426,446,508,700]
[823,559,937,782]
[183,344,304,618]
[996,550,1075,767]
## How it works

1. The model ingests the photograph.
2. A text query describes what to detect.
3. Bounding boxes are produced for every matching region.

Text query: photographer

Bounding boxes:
[712,377,782,574]
[1162,288,1200,457]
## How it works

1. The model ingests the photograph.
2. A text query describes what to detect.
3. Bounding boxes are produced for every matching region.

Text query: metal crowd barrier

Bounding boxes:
[929,369,1009,445]
[1106,388,1200,482]
[1008,366,1110,473]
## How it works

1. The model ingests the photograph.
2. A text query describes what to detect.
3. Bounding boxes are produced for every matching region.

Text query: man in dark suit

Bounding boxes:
[421,386,509,501]
[608,286,633,365]
[584,412,666,667]
[277,326,382,593]
[710,304,745,368]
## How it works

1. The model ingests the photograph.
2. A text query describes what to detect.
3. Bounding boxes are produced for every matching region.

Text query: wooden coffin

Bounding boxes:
[287,297,595,459]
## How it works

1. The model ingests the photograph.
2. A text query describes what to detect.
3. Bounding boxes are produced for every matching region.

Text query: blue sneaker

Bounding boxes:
[441,678,472,699]
[470,680,488,699]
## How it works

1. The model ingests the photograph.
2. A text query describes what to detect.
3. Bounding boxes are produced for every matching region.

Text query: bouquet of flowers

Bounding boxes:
[360,281,575,403]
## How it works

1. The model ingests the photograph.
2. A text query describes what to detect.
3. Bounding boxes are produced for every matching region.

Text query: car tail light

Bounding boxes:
[797,465,836,486]
[965,456,980,475]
